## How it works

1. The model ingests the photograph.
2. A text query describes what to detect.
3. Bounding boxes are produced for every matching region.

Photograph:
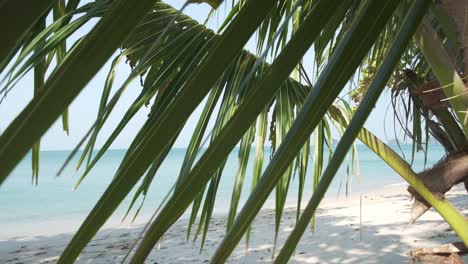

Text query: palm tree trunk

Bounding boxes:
[415,19,468,135]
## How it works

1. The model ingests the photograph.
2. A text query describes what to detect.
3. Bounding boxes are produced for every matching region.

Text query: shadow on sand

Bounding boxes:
[0,188,466,263]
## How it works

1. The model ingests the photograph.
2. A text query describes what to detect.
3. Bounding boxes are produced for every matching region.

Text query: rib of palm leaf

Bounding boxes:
[73,28,212,186]
[118,38,234,171]
[0,0,157,186]
[296,135,310,221]
[273,86,295,252]
[275,0,431,261]
[209,0,401,262]
[246,110,269,247]
[177,85,222,187]
[114,37,219,169]
[179,85,230,241]
[34,6,188,179]
[130,0,347,262]
[58,1,277,262]
[178,53,250,190]
[75,15,205,170]
[0,0,54,70]
[196,12,334,246]
[179,0,300,240]
[0,1,108,93]
[186,56,249,242]
[311,119,324,230]
[188,62,249,243]
[124,129,181,222]
[201,54,256,233]
[31,17,47,185]
[1,2,188,102]
[313,0,352,67]
[2,2,106,109]
[53,0,70,135]
[227,125,256,229]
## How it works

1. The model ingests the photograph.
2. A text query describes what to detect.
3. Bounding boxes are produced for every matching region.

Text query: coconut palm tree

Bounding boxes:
[0,0,467,263]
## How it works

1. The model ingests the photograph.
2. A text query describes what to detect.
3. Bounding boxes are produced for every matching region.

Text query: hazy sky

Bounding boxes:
[0,1,402,150]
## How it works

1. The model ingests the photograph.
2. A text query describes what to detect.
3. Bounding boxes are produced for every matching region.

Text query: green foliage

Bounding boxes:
[0,0,55,71]
[0,0,467,263]
[276,1,435,260]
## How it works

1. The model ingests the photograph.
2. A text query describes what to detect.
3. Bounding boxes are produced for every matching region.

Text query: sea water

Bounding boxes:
[0,144,445,239]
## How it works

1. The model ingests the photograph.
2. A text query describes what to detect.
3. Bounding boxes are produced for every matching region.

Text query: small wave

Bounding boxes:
[383,182,406,188]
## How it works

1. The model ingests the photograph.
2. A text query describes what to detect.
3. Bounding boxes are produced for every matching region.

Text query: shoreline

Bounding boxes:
[0,184,466,263]
[0,181,405,241]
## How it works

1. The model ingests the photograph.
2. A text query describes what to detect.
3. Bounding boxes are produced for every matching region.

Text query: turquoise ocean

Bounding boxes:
[0,144,445,239]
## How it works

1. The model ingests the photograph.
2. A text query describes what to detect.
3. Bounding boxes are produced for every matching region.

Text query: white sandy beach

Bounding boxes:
[0,184,466,263]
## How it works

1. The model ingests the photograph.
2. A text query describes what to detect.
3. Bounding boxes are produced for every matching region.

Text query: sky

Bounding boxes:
[0,1,404,151]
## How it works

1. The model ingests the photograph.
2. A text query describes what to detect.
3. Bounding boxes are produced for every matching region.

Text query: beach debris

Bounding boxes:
[409,242,468,264]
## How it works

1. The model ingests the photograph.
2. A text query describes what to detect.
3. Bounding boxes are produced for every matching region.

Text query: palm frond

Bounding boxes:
[0,0,157,185]
[276,1,435,260]
[1,0,467,263]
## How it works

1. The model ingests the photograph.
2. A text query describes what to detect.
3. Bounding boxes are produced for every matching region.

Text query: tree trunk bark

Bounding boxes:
[409,242,468,264]
[408,152,468,222]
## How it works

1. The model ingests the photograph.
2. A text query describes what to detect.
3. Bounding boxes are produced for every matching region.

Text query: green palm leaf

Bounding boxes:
[0,0,157,185]
[131,1,346,262]
[210,1,401,262]
[59,1,277,262]
[275,0,433,261]
[0,0,55,70]
[1,1,467,263]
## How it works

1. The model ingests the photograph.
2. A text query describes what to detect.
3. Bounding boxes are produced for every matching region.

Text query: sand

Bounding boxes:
[0,184,466,263]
